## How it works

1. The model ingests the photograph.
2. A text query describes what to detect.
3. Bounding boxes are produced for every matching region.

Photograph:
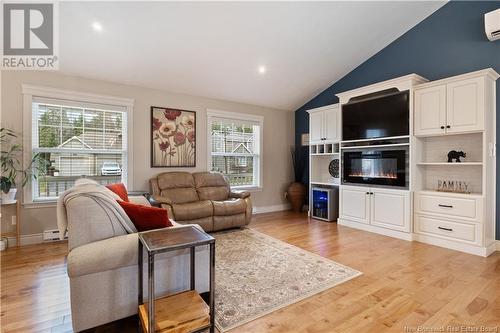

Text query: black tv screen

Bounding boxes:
[342,90,409,141]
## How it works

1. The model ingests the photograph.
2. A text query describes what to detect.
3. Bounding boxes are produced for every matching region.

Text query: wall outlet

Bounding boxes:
[489,142,496,157]
[11,216,16,225]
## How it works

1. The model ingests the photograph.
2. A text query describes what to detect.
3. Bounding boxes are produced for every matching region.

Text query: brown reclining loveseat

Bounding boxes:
[150,171,252,231]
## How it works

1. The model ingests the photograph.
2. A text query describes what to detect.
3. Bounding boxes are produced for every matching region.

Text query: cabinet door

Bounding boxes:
[414,85,446,136]
[340,186,370,224]
[324,107,339,142]
[309,112,323,143]
[370,189,410,232]
[446,77,484,133]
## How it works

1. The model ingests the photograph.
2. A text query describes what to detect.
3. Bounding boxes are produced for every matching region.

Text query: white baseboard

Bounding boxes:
[253,204,290,214]
[338,218,413,241]
[6,224,500,253]
[2,206,292,247]
[413,233,494,257]
[5,233,44,247]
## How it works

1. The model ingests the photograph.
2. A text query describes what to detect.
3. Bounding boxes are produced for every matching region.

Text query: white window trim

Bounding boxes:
[206,109,263,191]
[22,84,134,206]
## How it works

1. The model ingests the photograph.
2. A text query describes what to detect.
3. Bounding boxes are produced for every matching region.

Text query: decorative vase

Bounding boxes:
[287,182,306,212]
[0,188,17,204]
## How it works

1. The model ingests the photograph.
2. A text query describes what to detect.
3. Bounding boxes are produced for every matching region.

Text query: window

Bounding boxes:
[207,110,263,189]
[23,85,133,202]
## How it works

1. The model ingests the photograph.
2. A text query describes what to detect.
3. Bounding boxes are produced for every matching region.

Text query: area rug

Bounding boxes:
[212,228,362,332]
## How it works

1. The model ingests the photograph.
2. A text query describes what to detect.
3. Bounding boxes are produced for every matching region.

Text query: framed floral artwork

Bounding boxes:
[151,106,196,167]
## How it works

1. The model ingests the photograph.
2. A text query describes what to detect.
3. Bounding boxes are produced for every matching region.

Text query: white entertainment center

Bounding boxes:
[307,68,499,257]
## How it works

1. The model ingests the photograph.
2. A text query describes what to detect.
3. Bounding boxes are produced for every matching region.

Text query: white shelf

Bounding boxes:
[416,162,482,166]
[417,190,483,198]
[311,181,339,186]
[310,153,339,156]
[341,135,410,144]
[341,142,409,150]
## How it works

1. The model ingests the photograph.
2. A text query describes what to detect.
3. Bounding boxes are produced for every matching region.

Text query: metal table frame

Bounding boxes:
[138,227,215,333]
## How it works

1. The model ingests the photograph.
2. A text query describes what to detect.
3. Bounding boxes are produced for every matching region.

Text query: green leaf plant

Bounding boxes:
[0,128,48,194]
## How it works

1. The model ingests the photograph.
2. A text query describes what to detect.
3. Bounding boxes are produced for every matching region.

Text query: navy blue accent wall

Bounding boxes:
[295,1,500,239]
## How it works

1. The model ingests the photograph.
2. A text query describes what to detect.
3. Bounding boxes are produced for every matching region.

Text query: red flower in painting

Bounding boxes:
[164,109,182,121]
[187,131,195,143]
[173,132,186,145]
[159,141,169,151]
[152,117,162,131]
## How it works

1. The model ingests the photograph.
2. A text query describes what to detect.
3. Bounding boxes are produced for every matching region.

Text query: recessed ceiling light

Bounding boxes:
[258,65,267,74]
[92,21,103,32]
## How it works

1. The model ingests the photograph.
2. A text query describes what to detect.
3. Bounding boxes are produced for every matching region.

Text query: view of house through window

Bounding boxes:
[209,116,261,188]
[32,100,127,200]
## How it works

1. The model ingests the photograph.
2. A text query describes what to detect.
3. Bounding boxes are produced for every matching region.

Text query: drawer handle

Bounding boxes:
[438,204,453,208]
[438,226,453,232]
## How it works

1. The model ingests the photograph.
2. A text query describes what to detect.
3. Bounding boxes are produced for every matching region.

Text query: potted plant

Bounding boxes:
[286,146,306,212]
[1,128,47,203]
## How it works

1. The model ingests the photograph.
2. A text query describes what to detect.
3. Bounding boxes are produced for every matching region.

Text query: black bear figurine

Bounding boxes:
[447,150,466,163]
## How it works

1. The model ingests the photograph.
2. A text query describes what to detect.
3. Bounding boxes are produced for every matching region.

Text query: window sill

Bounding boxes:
[23,200,57,209]
[231,185,262,192]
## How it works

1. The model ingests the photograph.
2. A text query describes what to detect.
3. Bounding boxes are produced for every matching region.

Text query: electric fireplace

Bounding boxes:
[342,148,407,187]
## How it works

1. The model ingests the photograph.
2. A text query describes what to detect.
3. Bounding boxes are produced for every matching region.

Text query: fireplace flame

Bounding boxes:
[348,171,398,179]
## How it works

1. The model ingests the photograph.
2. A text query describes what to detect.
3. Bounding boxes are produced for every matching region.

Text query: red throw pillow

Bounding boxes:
[106,183,129,202]
[117,200,172,231]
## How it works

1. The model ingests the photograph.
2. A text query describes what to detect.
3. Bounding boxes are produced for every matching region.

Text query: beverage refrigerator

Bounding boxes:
[311,187,338,222]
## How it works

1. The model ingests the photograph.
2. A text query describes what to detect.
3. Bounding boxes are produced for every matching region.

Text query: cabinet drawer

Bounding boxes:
[415,193,482,222]
[415,215,480,245]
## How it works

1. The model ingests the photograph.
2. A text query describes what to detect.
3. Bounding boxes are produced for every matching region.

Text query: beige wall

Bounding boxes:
[1,71,294,236]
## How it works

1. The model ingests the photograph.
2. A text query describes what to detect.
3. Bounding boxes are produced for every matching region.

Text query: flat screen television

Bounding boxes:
[342,90,409,141]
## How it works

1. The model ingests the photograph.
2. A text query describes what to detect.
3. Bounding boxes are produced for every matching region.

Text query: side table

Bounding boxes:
[138,226,215,333]
[0,200,20,248]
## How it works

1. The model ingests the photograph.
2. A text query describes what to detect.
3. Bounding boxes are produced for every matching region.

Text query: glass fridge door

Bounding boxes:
[312,189,329,219]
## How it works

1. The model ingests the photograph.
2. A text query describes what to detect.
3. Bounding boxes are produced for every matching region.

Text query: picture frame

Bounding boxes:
[150,106,196,167]
[301,133,310,146]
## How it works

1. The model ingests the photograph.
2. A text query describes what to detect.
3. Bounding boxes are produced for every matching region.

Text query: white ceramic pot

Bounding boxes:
[0,188,17,204]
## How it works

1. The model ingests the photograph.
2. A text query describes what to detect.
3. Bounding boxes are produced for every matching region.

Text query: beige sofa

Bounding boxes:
[150,171,252,231]
[64,192,209,332]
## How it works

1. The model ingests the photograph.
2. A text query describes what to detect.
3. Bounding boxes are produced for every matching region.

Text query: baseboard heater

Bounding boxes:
[43,229,68,241]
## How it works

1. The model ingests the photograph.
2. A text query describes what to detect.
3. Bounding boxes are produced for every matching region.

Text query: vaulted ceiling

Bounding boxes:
[59,1,446,110]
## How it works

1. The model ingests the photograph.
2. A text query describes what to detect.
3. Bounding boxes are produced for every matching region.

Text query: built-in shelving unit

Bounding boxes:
[413,130,484,195]
[309,143,340,185]
[306,68,498,257]
[307,104,341,221]
[412,68,498,257]
[413,122,485,195]
[334,73,427,240]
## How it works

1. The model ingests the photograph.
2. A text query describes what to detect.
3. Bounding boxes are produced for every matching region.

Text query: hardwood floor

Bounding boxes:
[1,211,499,332]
